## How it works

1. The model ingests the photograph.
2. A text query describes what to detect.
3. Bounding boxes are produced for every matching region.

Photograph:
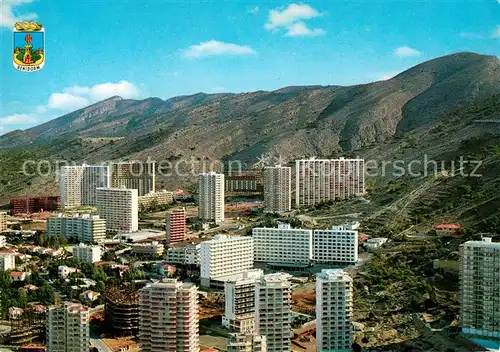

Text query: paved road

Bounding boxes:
[90,335,112,352]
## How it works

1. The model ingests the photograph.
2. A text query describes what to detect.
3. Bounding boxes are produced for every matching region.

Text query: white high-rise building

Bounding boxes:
[316,269,353,352]
[46,213,106,244]
[59,166,84,209]
[255,273,291,352]
[96,188,138,232]
[0,211,7,232]
[227,333,267,352]
[82,165,110,206]
[252,223,312,265]
[223,269,263,333]
[263,166,291,213]
[460,237,500,340]
[313,225,358,264]
[295,157,365,207]
[198,172,225,224]
[72,243,102,263]
[200,235,254,288]
[47,302,90,352]
[139,280,199,352]
[0,251,15,271]
[110,161,156,197]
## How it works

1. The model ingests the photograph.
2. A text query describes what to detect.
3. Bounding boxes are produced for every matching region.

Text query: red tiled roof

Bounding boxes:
[0,250,17,254]
[434,224,461,229]
[10,272,25,277]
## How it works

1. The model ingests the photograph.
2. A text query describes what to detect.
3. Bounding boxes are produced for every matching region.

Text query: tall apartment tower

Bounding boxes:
[47,302,90,352]
[82,165,110,206]
[263,165,291,213]
[316,269,353,352]
[139,280,199,352]
[110,161,155,196]
[96,188,138,232]
[223,270,263,333]
[166,208,187,245]
[59,166,84,209]
[198,172,225,224]
[227,333,267,352]
[295,157,365,207]
[255,273,292,352]
[460,237,500,341]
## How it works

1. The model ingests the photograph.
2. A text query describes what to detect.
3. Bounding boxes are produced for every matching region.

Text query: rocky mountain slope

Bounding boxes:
[0,52,499,214]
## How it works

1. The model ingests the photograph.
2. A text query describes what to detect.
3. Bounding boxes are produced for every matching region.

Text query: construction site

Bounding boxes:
[103,287,140,337]
[8,304,46,346]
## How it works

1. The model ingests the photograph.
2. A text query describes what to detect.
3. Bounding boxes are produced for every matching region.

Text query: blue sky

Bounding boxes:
[1,0,499,135]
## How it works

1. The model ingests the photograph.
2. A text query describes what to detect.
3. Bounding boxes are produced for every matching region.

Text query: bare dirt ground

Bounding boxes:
[292,281,316,315]
[200,335,227,351]
[102,336,140,352]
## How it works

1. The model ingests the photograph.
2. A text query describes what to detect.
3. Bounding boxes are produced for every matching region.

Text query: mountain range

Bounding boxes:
[1,51,500,232]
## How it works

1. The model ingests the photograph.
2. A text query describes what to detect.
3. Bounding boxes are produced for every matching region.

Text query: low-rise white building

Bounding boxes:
[364,237,388,250]
[223,269,263,333]
[0,235,7,247]
[0,251,15,271]
[58,265,79,279]
[253,222,312,265]
[166,244,200,266]
[227,333,267,352]
[200,235,254,288]
[313,225,358,264]
[73,243,102,263]
[131,241,164,257]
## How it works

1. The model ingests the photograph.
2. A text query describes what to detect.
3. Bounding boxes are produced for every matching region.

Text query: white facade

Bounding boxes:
[198,172,225,224]
[200,235,254,287]
[166,244,200,266]
[313,225,358,264]
[96,187,138,232]
[460,238,500,339]
[223,269,263,333]
[58,265,79,279]
[316,269,353,352]
[255,273,291,352]
[364,237,388,250]
[131,241,165,257]
[253,223,312,265]
[227,333,267,352]
[0,235,6,247]
[295,158,365,207]
[263,165,291,213]
[110,162,156,197]
[72,243,102,263]
[139,280,199,352]
[0,212,7,232]
[47,302,90,352]
[46,213,106,244]
[82,165,110,206]
[59,166,84,209]
[0,252,15,271]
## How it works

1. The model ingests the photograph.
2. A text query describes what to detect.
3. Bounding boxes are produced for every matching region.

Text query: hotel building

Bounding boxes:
[313,225,358,264]
[59,166,84,209]
[223,269,263,333]
[46,213,106,244]
[263,165,291,213]
[460,237,500,340]
[198,172,225,224]
[295,157,365,207]
[96,188,138,232]
[200,235,254,288]
[81,165,110,206]
[110,161,155,197]
[166,208,187,245]
[252,223,312,265]
[316,269,353,352]
[139,280,199,352]
[47,302,90,352]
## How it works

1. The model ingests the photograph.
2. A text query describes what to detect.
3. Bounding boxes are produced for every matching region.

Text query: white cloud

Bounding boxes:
[0,113,38,125]
[0,0,37,29]
[37,80,142,113]
[285,21,325,37]
[493,25,500,39]
[265,3,325,38]
[394,46,422,57]
[248,6,259,14]
[182,40,256,58]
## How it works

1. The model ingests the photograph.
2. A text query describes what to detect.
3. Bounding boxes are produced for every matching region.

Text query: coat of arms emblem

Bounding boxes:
[13,21,45,72]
